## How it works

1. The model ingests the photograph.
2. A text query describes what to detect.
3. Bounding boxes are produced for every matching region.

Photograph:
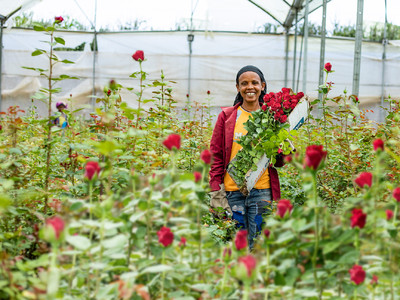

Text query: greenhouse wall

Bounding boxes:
[1,28,400,119]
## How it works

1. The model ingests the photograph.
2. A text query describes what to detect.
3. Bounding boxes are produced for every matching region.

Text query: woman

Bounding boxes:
[53,101,68,128]
[209,65,284,249]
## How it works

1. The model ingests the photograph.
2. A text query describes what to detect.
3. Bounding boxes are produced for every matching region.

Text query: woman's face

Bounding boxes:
[236,71,265,105]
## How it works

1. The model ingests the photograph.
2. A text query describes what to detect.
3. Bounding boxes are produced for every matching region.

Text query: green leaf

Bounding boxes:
[32,49,44,56]
[141,264,173,274]
[102,234,127,249]
[61,59,75,64]
[54,37,65,45]
[33,25,45,31]
[66,235,91,250]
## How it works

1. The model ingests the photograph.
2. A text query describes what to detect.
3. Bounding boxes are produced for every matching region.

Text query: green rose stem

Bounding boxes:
[243,280,251,300]
[311,171,321,298]
[145,180,154,259]
[88,180,93,220]
[196,165,207,281]
[263,242,271,300]
[389,201,397,300]
[220,250,228,300]
[354,227,360,264]
[47,246,59,297]
[44,25,56,214]
[321,71,329,156]
[94,206,106,296]
[161,250,166,300]
[132,60,144,155]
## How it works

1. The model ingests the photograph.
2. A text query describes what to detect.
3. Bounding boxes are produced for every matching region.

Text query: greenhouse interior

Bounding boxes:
[1,1,400,299]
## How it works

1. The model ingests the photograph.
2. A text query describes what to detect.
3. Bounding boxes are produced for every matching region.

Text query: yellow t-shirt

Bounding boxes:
[224,106,270,191]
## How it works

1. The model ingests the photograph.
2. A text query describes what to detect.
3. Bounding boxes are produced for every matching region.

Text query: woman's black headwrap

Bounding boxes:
[233,65,267,106]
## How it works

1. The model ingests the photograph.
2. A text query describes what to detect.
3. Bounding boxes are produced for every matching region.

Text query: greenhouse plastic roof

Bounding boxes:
[0,0,41,19]
[249,0,331,27]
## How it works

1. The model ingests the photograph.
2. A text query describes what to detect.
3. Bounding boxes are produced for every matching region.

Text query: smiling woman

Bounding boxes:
[209,65,285,250]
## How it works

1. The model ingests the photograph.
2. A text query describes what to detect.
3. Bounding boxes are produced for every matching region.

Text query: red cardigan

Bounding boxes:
[209,103,283,201]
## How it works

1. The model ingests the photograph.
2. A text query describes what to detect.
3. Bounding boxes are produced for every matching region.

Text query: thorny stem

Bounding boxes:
[44,29,55,214]
[264,243,270,300]
[311,173,321,298]
[132,61,144,155]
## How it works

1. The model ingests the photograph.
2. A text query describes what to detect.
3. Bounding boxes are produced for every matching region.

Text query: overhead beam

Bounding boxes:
[283,0,305,28]
[248,0,284,26]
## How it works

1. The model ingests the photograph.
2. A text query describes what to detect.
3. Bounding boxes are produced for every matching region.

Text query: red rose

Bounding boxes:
[178,236,186,247]
[281,88,291,95]
[296,92,304,100]
[107,89,111,96]
[324,62,332,72]
[373,139,384,151]
[54,16,64,24]
[157,226,174,247]
[263,94,270,102]
[234,230,248,250]
[261,104,267,111]
[194,171,202,183]
[354,172,372,188]
[386,209,394,221]
[283,101,291,110]
[46,216,65,239]
[132,50,144,62]
[200,149,212,164]
[277,199,293,218]
[370,274,378,286]
[392,187,400,202]
[207,90,211,95]
[279,115,287,123]
[162,134,181,150]
[238,255,257,277]
[349,264,366,285]
[350,208,367,229]
[304,145,327,170]
[263,229,270,238]
[84,161,101,180]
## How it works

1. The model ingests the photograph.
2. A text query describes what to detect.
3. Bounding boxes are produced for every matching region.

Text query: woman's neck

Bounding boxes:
[241,102,260,112]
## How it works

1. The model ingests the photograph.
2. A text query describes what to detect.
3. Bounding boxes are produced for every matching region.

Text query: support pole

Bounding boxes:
[318,0,327,101]
[292,9,298,90]
[380,0,387,121]
[352,0,364,96]
[302,0,309,93]
[91,0,98,112]
[0,16,5,111]
[187,33,194,107]
[284,28,290,88]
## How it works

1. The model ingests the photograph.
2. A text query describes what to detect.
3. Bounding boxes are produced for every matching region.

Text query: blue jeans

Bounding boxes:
[226,188,272,249]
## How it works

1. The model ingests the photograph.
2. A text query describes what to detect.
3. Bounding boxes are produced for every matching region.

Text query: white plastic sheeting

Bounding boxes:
[2,28,400,116]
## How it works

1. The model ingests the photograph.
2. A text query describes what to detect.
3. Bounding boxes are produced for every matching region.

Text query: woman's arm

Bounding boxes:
[209,112,226,191]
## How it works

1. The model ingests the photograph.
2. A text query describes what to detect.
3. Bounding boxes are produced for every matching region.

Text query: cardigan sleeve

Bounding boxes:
[209,111,226,191]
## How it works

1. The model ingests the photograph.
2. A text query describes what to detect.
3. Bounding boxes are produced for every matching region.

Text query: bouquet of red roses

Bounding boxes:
[227,88,305,195]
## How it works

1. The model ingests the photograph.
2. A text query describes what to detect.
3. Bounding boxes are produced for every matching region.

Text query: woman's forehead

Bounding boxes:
[238,71,262,82]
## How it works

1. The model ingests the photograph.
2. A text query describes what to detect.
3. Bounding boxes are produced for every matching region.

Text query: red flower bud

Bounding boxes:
[238,255,257,277]
[393,187,400,202]
[304,145,327,170]
[386,209,394,221]
[54,16,64,24]
[207,90,211,95]
[277,199,293,218]
[235,230,248,250]
[178,236,187,247]
[107,89,111,96]
[157,226,174,247]
[324,62,332,72]
[132,50,144,62]
[349,264,366,285]
[373,139,384,151]
[84,161,101,180]
[46,216,65,239]
[354,172,372,188]
[263,229,270,238]
[200,149,212,164]
[194,171,202,183]
[162,134,181,150]
[350,208,367,229]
